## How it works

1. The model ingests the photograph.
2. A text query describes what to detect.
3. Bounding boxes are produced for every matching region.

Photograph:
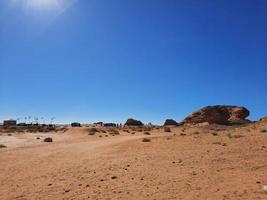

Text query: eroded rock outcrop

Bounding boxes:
[164,119,178,126]
[260,116,267,121]
[182,105,250,125]
[125,118,144,126]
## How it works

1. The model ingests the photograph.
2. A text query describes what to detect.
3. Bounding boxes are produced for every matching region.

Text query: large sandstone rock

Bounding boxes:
[182,105,250,125]
[260,116,267,121]
[125,118,144,126]
[164,119,178,126]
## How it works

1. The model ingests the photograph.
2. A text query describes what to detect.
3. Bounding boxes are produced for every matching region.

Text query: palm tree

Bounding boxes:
[28,116,32,124]
[50,117,55,125]
[34,117,38,124]
[41,117,44,124]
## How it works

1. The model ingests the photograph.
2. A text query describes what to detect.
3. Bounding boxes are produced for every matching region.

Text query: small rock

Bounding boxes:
[262,185,267,193]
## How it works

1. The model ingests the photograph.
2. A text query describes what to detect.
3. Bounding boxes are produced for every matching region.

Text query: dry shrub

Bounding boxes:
[0,144,7,148]
[88,128,99,135]
[227,133,244,139]
[142,138,151,142]
[43,137,53,142]
[210,128,222,131]
[144,126,152,132]
[58,127,68,133]
[137,128,143,132]
[164,127,171,132]
[108,128,120,135]
[211,132,218,136]
[3,125,57,133]
[129,126,143,132]
[144,132,151,135]
[212,142,227,146]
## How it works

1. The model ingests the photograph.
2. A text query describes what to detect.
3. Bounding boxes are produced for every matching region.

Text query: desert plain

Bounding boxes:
[1,117,267,200]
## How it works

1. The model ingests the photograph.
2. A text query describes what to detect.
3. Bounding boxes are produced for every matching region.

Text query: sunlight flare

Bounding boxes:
[11,0,63,10]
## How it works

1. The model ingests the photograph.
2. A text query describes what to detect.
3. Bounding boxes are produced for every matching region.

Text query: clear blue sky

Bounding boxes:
[0,0,266,124]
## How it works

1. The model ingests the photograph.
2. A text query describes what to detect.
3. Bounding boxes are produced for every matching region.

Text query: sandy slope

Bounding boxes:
[0,124,267,200]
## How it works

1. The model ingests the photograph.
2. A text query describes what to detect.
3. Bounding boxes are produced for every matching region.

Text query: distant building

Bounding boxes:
[3,119,17,127]
[17,123,27,126]
[94,122,103,126]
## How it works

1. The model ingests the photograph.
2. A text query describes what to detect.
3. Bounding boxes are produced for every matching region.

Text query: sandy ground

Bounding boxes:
[0,122,267,200]
[0,132,67,148]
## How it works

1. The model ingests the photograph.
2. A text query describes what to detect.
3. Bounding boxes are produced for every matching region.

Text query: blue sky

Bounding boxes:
[0,0,266,124]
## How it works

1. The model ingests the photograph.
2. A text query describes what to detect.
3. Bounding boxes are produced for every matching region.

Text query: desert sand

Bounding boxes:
[1,121,267,200]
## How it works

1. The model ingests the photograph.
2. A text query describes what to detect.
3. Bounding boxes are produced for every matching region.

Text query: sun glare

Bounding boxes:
[12,0,62,10]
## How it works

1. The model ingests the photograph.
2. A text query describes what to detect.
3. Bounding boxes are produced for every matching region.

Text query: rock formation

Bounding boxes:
[260,117,267,121]
[182,105,250,125]
[103,123,116,127]
[125,118,144,126]
[71,122,81,127]
[164,119,178,126]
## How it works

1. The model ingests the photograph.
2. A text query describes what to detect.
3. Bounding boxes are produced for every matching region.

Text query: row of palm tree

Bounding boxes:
[16,116,55,124]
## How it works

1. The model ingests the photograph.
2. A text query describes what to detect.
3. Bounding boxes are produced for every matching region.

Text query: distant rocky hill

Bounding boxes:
[181,105,250,125]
